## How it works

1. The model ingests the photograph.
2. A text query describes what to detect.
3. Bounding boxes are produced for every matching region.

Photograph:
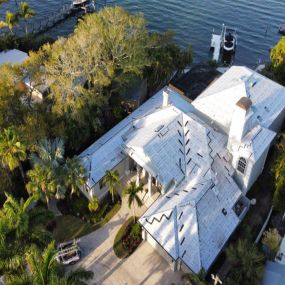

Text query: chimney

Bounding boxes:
[228,97,253,147]
[162,87,170,108]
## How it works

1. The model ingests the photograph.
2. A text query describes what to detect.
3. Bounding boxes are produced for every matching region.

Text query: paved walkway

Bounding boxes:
[71,179,182,285]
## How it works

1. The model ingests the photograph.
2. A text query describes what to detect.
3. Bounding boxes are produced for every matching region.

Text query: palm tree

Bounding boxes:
[2,193,35,239]
[88,196,99,213]
[0,127,27,183]
[18,1,35,34]
[30,137,64,169]
[0,194,54,278]
[0,232,26,277]
[226,239,264,285]
[103,170,121,204]
[7,242,93,285]
[26,164,59,206]
[4,11,18,34]
[123,181,143,222]
[64,156,87,196]
[2,192,53,245]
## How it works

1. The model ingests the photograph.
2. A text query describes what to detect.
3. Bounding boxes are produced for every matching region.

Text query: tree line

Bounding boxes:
[0,6,192,283]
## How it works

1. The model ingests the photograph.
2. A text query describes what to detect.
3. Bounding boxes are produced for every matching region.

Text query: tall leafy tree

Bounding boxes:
[0,127,27,183]
[123,181,143,222]
[43,6,151,118]
[18,1,35,34]
[103,170,121,204]
[269,37,285,85]
[226,239,264,285]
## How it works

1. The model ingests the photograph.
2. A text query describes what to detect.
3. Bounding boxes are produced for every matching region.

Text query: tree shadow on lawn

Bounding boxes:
[53,210,126,245]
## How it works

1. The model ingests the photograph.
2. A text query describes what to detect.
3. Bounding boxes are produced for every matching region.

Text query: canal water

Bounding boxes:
[0,0,284,67]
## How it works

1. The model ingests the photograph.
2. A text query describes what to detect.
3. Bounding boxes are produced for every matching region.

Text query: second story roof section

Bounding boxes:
[122,105,227,192]
[192,66,285,134]
[79,87,194,190]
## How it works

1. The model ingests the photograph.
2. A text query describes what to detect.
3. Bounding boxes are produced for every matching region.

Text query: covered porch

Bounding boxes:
[122,157,162,208]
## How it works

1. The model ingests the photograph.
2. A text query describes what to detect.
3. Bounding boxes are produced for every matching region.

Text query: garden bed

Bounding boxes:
[113,217,142,258]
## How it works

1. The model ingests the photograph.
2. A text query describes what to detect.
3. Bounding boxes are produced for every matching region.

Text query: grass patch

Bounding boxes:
[53,202,121,243]
[113,217,142,258]
[57,192,121,224]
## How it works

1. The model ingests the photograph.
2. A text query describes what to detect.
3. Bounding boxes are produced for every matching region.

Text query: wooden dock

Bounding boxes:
[31,0,107,36]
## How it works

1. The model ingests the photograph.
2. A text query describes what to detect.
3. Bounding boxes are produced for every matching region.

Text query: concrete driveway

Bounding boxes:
[71,191,182,285]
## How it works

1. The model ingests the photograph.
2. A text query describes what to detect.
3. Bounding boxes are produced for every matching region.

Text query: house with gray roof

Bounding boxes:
[79,66,285,274]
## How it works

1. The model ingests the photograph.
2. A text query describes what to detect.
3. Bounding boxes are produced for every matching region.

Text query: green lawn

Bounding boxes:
[53,202,121,243]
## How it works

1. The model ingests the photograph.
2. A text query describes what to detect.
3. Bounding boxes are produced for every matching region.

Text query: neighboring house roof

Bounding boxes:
[0,49,28,65]
[263,261,285,285]
[192,66,285,133]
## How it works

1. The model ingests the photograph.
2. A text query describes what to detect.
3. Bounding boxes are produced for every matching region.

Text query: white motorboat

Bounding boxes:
[223,26,237,53]
[73,0,90,8]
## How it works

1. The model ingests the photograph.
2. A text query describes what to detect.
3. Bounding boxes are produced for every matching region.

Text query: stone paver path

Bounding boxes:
[71,181,181,285]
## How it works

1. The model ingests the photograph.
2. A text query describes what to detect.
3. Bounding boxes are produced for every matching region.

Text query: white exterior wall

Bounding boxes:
[143,229,177,270]
[88,157,130,201]
[268,108,285,133]
[234,145,271,193]
[246,145,271,191]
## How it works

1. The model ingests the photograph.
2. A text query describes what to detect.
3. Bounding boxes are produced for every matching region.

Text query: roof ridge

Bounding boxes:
[196,79,245,100]
[173,207,180,259]
[195,204,202,270]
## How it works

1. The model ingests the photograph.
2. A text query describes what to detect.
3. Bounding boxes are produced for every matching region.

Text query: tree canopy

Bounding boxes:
[269,37,285,85]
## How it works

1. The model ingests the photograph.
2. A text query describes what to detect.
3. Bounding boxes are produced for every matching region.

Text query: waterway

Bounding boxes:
[1,0,284,67]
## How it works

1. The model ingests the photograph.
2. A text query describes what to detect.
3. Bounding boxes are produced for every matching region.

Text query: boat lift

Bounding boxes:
[210,24,237,64]
[210,24,225,62]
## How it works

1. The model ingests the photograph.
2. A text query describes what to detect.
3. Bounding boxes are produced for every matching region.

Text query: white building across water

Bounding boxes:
[79,66,285,274]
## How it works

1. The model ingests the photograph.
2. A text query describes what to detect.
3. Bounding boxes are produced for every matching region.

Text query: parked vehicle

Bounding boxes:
[56,239,81,265]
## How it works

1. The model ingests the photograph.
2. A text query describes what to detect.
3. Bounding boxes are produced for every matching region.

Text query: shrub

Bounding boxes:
[88,196,99,213]
[262,228,282,259]
[130,223,141,238]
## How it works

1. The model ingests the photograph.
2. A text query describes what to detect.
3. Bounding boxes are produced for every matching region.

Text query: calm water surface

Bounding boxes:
[1,0,285,67]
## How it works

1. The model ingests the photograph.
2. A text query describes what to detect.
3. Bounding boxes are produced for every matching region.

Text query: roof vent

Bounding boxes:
[222,208,227,216]
[155,125,164,132]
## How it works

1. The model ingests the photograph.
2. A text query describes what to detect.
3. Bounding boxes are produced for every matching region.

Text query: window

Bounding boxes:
[237,157,247,174]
